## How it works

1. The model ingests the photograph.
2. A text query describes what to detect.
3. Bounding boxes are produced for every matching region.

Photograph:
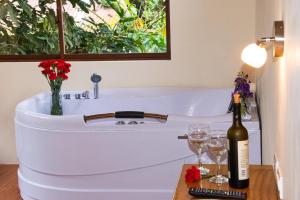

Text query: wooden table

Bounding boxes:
[0,164,278,200]
[0,165,22,200]
[173,164,279,200]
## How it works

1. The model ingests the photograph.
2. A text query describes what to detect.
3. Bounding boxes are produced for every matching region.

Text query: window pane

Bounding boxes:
[63,0,168,54]
[0,0,59,55]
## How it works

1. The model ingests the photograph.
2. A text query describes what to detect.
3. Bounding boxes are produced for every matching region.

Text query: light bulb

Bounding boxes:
[241,43,267,68]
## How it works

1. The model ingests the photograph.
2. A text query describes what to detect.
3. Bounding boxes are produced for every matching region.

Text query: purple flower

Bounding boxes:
[233,72,253,98]
[234,77,247,84]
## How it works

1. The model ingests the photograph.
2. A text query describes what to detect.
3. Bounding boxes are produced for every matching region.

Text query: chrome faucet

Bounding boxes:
[63,94,71,100]
[82,91,90,99]
[90,73,102,99]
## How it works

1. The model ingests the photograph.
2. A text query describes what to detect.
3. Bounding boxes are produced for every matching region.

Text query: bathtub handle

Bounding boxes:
[84,111,168,122]
[177,134,188,139]
[115,111,144,118]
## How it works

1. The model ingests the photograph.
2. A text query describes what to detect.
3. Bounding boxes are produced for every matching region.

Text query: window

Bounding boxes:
[0,0,170,61]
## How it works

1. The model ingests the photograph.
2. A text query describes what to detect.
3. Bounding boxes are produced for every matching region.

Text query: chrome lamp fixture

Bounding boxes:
[241,21,284,68]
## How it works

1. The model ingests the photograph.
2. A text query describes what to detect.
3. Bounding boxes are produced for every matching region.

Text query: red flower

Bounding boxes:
[57,65,70,73]
[58,73,68,80]
[63,68,70,73]
[41,68,53,75]
[185,166,201,183]
[38,60,71,79]
[38,60,52,69]
[49,73,57,81]
[57,62,65,70]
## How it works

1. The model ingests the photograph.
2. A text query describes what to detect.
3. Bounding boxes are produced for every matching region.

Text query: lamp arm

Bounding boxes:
[256,37,276,47]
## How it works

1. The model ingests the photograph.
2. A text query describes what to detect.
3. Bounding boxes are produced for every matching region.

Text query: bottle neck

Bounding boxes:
[232,103,242,126]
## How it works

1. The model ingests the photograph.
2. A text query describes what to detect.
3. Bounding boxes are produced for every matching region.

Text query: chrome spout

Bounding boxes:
[90,73,102,99]
[82,91,90,99]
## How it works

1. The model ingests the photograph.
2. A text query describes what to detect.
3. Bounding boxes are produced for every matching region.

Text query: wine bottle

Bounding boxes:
[227,93,249,188]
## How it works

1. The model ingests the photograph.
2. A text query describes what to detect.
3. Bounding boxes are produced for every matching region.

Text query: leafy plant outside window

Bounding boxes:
[0,0,170,61]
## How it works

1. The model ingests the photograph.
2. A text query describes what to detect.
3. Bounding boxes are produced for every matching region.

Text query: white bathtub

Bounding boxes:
[15,88,261,200]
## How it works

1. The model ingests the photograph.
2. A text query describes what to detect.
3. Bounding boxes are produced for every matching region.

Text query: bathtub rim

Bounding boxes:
[15,87,259,131]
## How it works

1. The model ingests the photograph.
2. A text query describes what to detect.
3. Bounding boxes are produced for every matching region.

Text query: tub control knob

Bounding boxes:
[82,91,90,99]
[116,121,126,125]
[75,94,81,99]
[63,94,71,100]
[128,121,138,125]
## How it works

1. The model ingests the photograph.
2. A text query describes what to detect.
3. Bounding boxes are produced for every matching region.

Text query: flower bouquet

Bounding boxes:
[38,60,71,115]
[228,72,253,119]
[185,166,201,183]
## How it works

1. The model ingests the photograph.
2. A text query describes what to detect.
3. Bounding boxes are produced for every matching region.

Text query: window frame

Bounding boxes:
[0,0,171,62]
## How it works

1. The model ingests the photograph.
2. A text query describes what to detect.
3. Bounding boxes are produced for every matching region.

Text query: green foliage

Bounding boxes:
[0,0,59,54]
[0,0,167,55]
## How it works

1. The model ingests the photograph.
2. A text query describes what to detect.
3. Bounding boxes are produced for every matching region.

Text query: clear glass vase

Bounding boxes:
[51,86,63,115]
[241,98,251,120]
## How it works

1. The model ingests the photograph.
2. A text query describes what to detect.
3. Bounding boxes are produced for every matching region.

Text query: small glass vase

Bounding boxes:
[51,86,63,115]
[241,98,251,120]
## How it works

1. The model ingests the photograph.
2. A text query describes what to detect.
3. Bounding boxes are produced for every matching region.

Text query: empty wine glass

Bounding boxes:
[207,130,228,184]
[187,124,210,175]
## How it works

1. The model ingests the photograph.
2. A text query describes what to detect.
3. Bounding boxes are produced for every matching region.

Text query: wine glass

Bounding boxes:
[207,130,228,184]
[187,124,210,175]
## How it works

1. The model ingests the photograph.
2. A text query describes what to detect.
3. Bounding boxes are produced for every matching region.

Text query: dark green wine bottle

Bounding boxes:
[227,94,249,188]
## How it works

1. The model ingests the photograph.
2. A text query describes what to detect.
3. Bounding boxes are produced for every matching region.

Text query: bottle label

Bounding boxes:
[237,140,249,180]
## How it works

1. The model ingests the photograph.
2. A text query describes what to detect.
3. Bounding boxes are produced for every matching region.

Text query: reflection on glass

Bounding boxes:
[187,124,210,175]
[0,0,59,55]
[63,0,167,54]
[207,131,228,184]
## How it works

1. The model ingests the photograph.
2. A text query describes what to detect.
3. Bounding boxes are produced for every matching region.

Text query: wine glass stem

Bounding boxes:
[216,155,221,176]
[197,148,202,168]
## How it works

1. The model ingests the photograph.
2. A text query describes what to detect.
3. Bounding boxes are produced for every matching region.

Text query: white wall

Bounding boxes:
[0,0,255,163]
[255,0,283,165]
[256,0,300,199]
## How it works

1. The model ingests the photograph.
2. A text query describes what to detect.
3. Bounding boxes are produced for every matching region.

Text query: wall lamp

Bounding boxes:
[241,21,284,68]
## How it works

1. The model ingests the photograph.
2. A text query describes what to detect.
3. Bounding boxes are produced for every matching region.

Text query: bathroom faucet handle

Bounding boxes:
[63,94,71,100]
[82,91,90,99]
[75,94,81,99]
[91,73,102,83]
